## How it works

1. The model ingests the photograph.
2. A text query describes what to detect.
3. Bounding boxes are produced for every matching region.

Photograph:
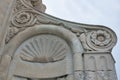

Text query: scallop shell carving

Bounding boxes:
[17,35,69,63]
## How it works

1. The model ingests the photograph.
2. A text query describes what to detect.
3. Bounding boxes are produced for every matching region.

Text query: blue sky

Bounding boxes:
[43,0,120,79]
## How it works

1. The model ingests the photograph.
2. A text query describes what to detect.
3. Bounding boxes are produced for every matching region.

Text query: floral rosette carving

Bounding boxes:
[12,11,36,27]
[91,30,111,46]
[86,30,117,51]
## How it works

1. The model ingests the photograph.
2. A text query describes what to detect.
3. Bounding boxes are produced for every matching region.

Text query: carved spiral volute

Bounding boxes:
[12,11,36,27]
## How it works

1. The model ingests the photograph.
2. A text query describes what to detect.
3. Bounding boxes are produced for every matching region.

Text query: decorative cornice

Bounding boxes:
[4,0,117,52]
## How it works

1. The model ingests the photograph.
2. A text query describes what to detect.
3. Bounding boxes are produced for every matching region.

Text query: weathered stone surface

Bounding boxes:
[0,0,118,80]
[0,0,11,27]
[83,52,118,80]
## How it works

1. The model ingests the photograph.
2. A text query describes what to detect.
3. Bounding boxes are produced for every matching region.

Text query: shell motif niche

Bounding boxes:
[16,34,70,63]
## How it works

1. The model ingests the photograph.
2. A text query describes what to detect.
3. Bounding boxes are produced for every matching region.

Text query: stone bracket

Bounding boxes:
[3,0,117,52]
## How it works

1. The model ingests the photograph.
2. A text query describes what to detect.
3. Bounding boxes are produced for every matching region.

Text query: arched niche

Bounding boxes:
[3,25,84,80]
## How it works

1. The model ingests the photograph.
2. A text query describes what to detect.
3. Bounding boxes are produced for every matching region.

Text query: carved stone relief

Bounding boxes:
[79,29,117,51]
[5,0,117,53]
[0,0,118,80]
[84,53,118,80]
[16,34,68,63]
[1,24,85,80]
[5,0,45,43]
[7,34,72,80]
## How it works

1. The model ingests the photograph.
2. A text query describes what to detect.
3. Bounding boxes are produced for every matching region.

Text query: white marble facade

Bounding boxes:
[0,0,118,80]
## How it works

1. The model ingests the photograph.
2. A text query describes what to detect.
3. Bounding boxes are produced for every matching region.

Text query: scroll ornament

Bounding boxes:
[79,29,117,51]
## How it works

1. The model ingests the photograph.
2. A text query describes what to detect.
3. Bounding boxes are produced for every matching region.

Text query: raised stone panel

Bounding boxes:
[83,52,117,80]
[85,56,96,70]
[84,52,115,71]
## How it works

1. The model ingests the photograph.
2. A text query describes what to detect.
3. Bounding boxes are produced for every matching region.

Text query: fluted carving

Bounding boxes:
[16,35,69,63]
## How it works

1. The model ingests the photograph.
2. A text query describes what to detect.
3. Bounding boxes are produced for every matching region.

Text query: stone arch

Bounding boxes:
[5,25,83,56]
[3,24,84,80]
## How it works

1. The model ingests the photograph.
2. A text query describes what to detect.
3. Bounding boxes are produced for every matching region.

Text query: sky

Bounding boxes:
[43,0,120,79]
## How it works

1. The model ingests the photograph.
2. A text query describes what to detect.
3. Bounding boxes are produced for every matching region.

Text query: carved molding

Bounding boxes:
[4,0,117,52]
